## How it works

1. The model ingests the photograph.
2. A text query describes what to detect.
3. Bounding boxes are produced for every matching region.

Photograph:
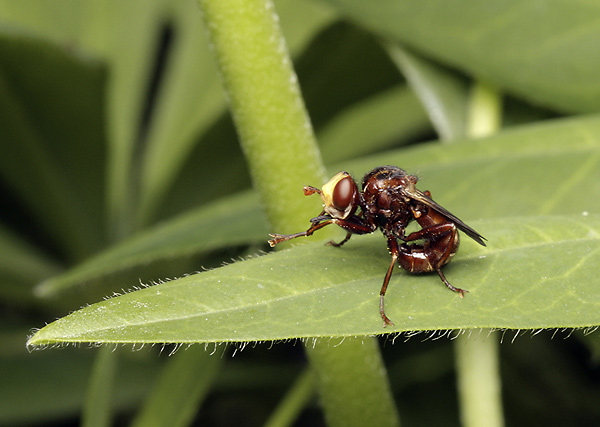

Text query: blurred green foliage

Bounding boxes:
[1,0,599,426]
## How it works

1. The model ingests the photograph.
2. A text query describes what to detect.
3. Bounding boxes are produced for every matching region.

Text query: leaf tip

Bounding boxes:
[25,328,46,351]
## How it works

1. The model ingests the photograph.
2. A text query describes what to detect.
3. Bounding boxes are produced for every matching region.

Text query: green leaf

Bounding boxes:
[0,222,62,307]
[36,113,600,304]
[345,115,600,219]
[297,20,403,131]
[277,0,337,56]
[386,44,469,141]
[321,0,600,113]
[135,0,227,226]
[35,191,268,299]
[318,84,431,163]
[0,0,191,238]
[26,213,600,345]
[27,112,600,344]
[130,345,222,427]
[96,0,181,237]
[0,28,108,259]
[0,342,158,425]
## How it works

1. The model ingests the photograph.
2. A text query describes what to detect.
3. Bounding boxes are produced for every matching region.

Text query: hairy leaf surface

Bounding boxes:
[27,214,600,346]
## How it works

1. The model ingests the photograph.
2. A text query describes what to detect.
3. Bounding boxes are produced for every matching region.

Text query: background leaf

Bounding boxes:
[385,44,469,141]
[33,113,600,311]
[130,345,223,427]
[0,223,62,307]
[0,28,107,260]
[3,1,600,425]
[318,85,430,162]
[36,191,267,301]
[322,0,600,113]
[0,344,158,425]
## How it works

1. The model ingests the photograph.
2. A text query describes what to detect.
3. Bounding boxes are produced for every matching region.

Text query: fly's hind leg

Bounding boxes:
[435,267,467,297]
[326,232,352,247]
[379,236,400,327]
[398,223,467,296]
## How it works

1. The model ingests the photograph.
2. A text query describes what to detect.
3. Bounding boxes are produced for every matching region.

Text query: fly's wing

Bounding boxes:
[407,188,487,246]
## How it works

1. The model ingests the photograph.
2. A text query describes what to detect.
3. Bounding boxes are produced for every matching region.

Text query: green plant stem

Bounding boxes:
[466,80,502,138]
[306,338,400,427]
[264,368,316,427]
[455,331,504,427]
[131,346,223,427]
[454,81,504,427]
[196,1,400,425]
[82,346,116,427]
[198,0,325,234]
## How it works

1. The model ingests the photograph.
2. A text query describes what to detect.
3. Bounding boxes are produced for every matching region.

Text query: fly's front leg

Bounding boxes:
[325,215,374,247]
[268,220,333,246]
[269,216,373,247]
[379,236,399,327]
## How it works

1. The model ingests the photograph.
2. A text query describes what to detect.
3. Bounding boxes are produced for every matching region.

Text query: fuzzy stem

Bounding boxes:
[455,81,504,427]
[264,368,316,427]
[198,0,326,234]
[197,1,400,425]
[306,338,400,427]
[455,331,504,427]
[131,346,223,427]
[81,346,116,427]
[466,80,502,138]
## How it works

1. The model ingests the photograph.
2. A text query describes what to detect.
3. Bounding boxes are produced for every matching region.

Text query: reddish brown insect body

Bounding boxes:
[268,166,486,327]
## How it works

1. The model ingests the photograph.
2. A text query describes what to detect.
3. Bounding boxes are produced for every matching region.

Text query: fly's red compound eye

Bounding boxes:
[332,176,356,211]
[320,171,358,219]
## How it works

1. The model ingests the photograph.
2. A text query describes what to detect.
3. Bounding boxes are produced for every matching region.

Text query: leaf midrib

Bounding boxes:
[68,228,596,330]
